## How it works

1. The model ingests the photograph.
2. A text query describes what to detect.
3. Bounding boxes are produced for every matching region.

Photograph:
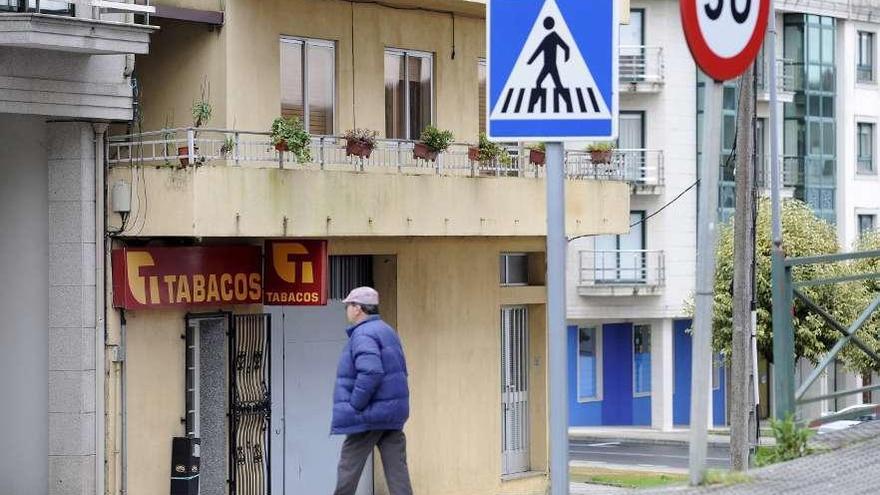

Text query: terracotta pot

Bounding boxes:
[468,146,480,161]
[590,149,613,164]
[177,146,199,167]
[274,141,289,152]
[413,142,438,162]
[345,139,374,159]
[529,149,545,166]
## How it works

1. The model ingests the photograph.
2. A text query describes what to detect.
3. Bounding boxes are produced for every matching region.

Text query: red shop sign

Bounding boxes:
[112,246,262,309]
[263,240,328,305]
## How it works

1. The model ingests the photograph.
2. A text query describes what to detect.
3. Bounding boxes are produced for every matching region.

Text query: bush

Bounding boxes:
[271,116,312,163]
[420,125,455,152]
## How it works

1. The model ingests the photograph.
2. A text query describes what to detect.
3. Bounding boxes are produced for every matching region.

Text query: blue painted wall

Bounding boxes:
[672,319,727,426]
[568,325,602,425]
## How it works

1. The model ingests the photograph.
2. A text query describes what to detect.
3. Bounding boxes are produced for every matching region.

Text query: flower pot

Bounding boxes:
[274,141,289,152]
[529,149,545,166]
[468,146,480,161]
[590,149,613,164]
[413,142,438,162]
[177,146,199,167]
[345,139,374,159]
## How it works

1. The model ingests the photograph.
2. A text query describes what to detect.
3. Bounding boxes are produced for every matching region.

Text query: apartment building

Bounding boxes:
[0,2,154,494]
[102,1,629,494]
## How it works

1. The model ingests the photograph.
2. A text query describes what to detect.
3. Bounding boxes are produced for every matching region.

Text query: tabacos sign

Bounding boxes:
[112,241,328,309]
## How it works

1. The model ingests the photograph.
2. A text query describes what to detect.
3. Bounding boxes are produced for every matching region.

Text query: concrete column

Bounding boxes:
[651,319,674,431]
[0,114,49,495]
[47,122,97,495]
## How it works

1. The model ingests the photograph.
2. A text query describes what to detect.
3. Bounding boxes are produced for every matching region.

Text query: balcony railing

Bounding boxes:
[756,58,798,94]
[578,249,665,295]
[619,45,664,88]
[107,128,631,182]
[0,0,154,24]
[567,149,663,190]
[755,155,804,188]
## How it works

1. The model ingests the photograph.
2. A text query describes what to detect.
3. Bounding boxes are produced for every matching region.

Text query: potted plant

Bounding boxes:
[179,81,212,167]
[270,116,312,163]
[587,141,615,164]
[220,135,235,157]
[471,132,511,165]
[529,142,546,166]
[343,128,378,159]
[413,125,454,162]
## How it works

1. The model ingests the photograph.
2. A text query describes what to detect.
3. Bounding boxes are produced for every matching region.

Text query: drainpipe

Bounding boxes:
[93,123,108,495]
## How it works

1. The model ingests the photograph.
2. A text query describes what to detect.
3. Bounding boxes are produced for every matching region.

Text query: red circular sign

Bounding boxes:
[681,0,770,81]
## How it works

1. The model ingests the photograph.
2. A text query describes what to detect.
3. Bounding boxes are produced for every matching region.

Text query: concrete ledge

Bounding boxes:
[0,13,155,54]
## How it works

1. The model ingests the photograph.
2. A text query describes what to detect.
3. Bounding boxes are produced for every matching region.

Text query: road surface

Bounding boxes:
[570,439,730,471]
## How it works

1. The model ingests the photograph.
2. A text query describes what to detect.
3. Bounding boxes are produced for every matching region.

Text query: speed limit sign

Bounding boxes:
[681,0,770,81]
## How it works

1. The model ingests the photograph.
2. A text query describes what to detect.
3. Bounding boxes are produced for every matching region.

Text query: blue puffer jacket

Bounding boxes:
[331,315,409,435]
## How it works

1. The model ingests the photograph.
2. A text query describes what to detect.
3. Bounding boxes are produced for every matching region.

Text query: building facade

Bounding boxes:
[0,2,154,494]
[100,1,629,495]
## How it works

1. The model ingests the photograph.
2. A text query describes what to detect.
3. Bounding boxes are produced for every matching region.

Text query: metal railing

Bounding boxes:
[756,155,805,188]
[578,249,665,288]
[0,0,154,24]
[757,58,798,93]
[619,45,664,85]
[106,128,630,182]
[567,149,663,187]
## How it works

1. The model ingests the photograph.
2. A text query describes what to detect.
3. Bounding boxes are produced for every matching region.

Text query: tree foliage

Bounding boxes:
[706,198,880,374]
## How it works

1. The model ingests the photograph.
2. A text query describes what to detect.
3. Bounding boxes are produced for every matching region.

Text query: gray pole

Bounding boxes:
[689,79,722,486]
[546,141,569,495]
[731,63,756,471]
[767,1,793,420]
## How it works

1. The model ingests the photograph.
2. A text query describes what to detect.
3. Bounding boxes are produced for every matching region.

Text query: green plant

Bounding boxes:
[271,116,312,162]
[343,128,378,148]
[420,125,454,152]
[529,142,545,152]
[477,132,512,164]
[220,135,235,156]
[191,79,212,128]
[754,414,813,467]
[587,141,615,152]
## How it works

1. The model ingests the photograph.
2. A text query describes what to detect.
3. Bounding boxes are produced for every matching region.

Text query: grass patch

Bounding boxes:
[570,467,687,489]
[705,469,752,486]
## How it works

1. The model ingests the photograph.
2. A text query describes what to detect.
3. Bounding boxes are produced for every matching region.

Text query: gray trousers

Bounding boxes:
[334,429,413,495]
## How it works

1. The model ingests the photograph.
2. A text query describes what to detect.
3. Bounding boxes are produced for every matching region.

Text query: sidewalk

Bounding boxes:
[569,426,775,447]
[574,420,880,495]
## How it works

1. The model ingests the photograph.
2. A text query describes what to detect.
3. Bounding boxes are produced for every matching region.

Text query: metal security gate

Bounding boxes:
[230,314,271,495]
[501,306,529,475]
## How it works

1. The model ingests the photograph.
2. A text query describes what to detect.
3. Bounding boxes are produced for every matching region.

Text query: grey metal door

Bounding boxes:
[269,303,372,495]
[501,306,529,475]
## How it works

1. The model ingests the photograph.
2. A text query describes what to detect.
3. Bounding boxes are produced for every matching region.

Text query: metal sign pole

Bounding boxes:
[546,141,568,495]
[689,79,722,485]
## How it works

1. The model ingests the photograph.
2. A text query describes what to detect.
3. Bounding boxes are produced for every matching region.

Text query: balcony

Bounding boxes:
[567,149,663,194]
[619,46,664,93]
[756,59,797,103]
[756,155,804,190]
[577,250,665,296]
[105,128,631,238]
[0,0,155,54]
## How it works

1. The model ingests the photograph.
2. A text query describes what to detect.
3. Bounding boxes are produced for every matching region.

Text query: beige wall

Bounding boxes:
[106,165,630,238]
[122,237,551,495]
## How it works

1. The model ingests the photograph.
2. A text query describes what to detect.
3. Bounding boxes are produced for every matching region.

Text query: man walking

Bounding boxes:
[332,287,412,495]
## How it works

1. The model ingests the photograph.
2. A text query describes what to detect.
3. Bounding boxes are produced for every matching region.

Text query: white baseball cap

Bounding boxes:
[342,286,379,306]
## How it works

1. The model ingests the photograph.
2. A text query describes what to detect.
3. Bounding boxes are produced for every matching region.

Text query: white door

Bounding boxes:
[619,112,645,182]
[269,303,372,495]
[620,10,645,81]
[501,306,529,475]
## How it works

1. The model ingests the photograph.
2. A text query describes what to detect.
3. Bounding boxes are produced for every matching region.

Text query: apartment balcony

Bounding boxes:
[756,59,797,103]
[567,149,663,195]
[756,155,804,191]
[0,0,155,54]
[577,250,665,297]
[619,46,664,93]
[105,128,631,238]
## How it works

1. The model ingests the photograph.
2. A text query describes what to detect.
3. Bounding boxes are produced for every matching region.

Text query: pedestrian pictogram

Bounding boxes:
[487,0,618,140]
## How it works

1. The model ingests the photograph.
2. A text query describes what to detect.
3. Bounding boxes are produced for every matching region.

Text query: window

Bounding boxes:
[385,49,433,140]
[577,327,601,401]
[478,59,487,135]
[499,253,528,285]
[858,31,875,83]
[280,37,335,135]
[595,211,646,283]
[858,214,876,237]
[619,9,644,82]
[633,324,651,396]
[858,122,875,174]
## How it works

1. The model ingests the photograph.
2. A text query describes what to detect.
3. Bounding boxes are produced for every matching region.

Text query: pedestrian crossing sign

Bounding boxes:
[487,0,618,141]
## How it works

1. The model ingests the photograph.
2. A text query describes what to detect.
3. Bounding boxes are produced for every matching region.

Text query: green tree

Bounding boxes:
[705,198,877,373]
